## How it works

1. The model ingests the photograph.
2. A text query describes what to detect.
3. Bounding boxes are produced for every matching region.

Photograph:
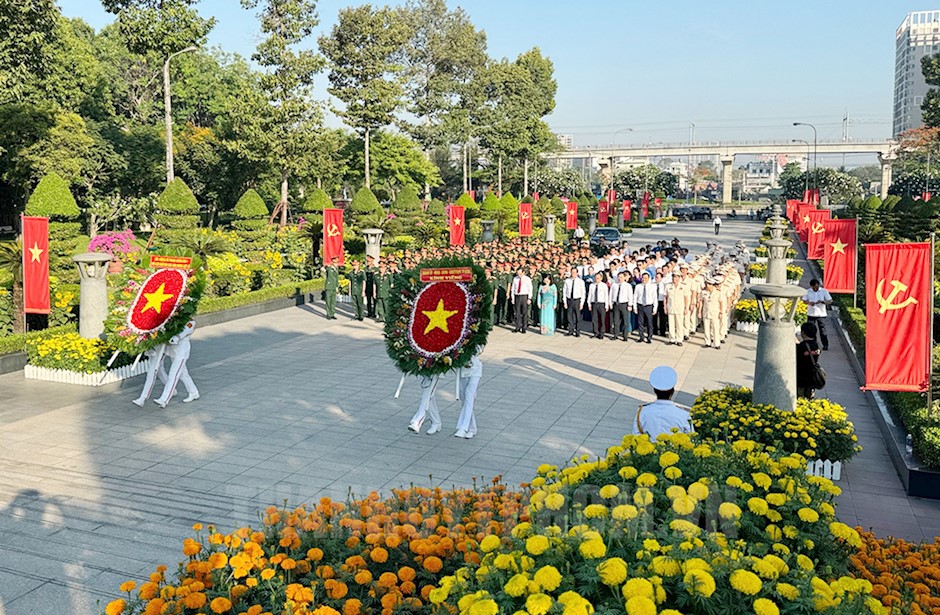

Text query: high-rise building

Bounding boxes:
[894,10,940,136]
[556,134,573,149]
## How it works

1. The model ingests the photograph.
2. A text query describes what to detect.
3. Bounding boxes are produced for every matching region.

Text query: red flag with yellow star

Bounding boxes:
[21,215,50,314]
[864,242,933,392]
[449,205,465,246]
[822,219,856,294]
[806,209,831,259]
[519,202,533,237]
[566,200,578,230]
[796,204,814,243]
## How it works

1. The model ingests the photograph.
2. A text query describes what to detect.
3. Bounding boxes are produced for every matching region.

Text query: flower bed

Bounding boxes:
[25,359,149,386]
[734,299,807,326]
[692,387,860,463]
[104,434,886,615]
[25,331,133,373]
[748,263,804,284]
[850,530,940,614]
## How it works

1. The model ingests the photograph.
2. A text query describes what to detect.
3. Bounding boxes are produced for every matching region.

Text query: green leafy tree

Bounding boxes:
[533,196,552,227]
[455,191,479,219]
[538,167,587,199]
[0,0,60,103]
[781,167,862,204]
[497,192,518,235]
[342,131,441,201]
[922,53,940,128]
[480,191,500,226]
[391,185,422,232]
[427,198,445,219]
[319,5,410,189]
[350,186,383,229]
[0,242,24,333]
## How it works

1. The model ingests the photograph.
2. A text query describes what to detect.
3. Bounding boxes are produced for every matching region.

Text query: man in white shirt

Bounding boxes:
[633,271,657,344]
[588,272,611,339]
[631,366,693,440]
[803,278,833,350]
[713,215,722,235]
[611,271,633,341]
[562,267,586,337]
[510,267,533,333]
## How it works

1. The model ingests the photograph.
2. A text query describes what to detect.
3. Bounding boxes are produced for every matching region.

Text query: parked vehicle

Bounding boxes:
[589,227,626,250]
[673,207,694,221]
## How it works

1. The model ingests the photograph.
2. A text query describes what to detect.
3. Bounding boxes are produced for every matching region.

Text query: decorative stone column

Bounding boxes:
[543,215,556,242]
[481,220,495,242]
[362,228,384,261]
[616,205,624,230]
[73,253,112,339]
[764,204,790,285]
[750,284,806,412]
[638,204,646,224]
[588,210,597,234]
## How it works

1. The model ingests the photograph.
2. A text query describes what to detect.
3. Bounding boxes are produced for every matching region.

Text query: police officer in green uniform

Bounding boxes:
[324,256,340,319]
[376,261,391,323]
[348,259,366,320]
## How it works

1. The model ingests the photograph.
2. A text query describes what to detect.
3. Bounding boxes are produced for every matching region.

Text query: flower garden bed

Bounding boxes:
[23,331,145,386]
[24,359,150,386]
[734,299,807,331]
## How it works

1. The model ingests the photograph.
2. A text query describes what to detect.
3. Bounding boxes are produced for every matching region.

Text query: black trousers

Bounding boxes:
[808,315,828,349]
[557,298,567,329]
[495,288,507,324]
[514,295,529,330]
[714,225,720,234]
[591,303,607,337]
[656,300,668,336]
[567,302,581,334]
[637,304,655,340]
[612,303,630,340]
[506,295,515,324]
[365,275,375,316]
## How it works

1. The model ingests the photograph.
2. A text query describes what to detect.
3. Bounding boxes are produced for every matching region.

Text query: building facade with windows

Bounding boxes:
[894,10,940,136]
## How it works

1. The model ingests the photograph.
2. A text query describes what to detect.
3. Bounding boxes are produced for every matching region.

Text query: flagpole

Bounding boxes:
[853,220,858,309]
[929,233,936,414]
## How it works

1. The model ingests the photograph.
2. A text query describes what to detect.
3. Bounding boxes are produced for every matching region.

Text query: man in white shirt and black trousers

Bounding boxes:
[633,271,658,344]
[562,267,586,337]
[803,278,833,350]
[510,267,533,333]
[611,271,633,341]
[589,272,611,339]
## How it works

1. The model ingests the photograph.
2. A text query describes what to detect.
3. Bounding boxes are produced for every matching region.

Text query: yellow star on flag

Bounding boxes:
[422,299,458,335]
[830,238,847,255]
[27,242,43,263]
[453,217,461,225]
[141,282,174,314]
[803,215,811,224]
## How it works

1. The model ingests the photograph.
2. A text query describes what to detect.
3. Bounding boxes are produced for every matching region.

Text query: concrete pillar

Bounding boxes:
[615,203,624,230]
[720,155,734,205]
[588,210,597,234]
[750,284,807,412]
[878,154,895,200]
[481,220,495,242]
[362,229,384,261]
[765,239,790,285]
[73,253,111,339]
[543,214,556,242]
[638,204,646,224]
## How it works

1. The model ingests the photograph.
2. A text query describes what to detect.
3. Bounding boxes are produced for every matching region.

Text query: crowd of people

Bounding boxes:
[325,236,753,349]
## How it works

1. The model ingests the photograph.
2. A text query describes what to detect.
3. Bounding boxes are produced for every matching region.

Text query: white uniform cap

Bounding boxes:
[649,365,678,391]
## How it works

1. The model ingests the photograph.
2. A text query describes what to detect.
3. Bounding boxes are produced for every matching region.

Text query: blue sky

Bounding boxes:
[60,0,928,163]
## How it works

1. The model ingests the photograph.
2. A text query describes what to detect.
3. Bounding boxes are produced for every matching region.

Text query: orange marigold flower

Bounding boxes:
[346,536,361,548]
[105,599,126,615]
[307,548,324,561]
[400,581,416,595]
[260,569,276,581]
[398,566,416,582]
[354,570,373,585]
[141,598,165,615]
[312,607,341,615]
[182,592,207,609]
[371,547,389,563]
[208,552,228,570]
[385,534,402,549]
[328,580,349,599]
[343,598,363,615]
[378,572,399,588]
[317,565,336,579]
[246,606,263,615]
[182,539,201,557]
[119,581,137,593]
[281,558,297,570]
[423,556,443,573]
[138,581,159,600]
[286,583,314,603]
[210,597,233,613]
[381,592,401,609]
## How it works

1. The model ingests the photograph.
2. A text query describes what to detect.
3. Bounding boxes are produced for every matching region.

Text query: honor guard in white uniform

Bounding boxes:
[454,354,483,438]
[631,366,693,440]
[409,374,442,435]
[132,344,170,407]
[154,319,199,408]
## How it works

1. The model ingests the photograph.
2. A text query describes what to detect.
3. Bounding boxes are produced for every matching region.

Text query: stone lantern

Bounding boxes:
[73,253,112,339]
[749,284,806,411]
[764,204,790,285]
[588,210,597,234]
[481,220,496,242]
[543,214,556,243]
[362,228,383,261]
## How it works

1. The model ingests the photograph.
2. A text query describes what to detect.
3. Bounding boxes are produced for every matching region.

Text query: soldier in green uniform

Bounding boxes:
[495,263,510,326]
[324,256,340,320]
[376,261,391,323]
[348,259,366,320]
[484,267,496,325]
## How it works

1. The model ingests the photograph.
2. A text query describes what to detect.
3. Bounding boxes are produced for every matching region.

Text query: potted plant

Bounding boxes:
[88,230,137,273]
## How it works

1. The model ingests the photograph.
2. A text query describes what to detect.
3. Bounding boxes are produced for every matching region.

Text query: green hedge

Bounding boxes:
[834,295,940,468]
[0,324,76,356]
[232,219,268,232]
[153,214,200,229]
[48,222,82,241]
[197,279,324,314]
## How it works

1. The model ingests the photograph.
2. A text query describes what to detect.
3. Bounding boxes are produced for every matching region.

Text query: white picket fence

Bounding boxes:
[735,321,803,335]
[754,257,794,264]
[24,360,150,387]
[749,277,800,285]
[806,459,842,481]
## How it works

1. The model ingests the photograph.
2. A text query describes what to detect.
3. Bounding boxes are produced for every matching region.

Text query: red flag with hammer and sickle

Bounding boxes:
[519,202,533,237]
[864,242,933,392]
[323,208,345,265]
[21,215,50,314]
[449,205,465,246]
[565,200,578,230]
[622,200,632,221]
[598,200,609,226]
[822,218,856,294]
[806,209,831,259]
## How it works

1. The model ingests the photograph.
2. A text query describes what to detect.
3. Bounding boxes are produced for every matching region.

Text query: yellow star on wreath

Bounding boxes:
[141,282,174,314]
[422,299,458,335]
[28,242,43,263]
[830,238,847,255]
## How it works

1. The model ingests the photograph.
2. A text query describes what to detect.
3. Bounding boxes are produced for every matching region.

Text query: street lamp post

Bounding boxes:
[791,139,810,196]
[793,122,817,199]
[164,45,198,184]
[609,128,634,198]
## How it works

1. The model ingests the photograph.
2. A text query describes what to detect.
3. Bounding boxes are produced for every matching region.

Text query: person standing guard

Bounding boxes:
[375,261,391,323]
[324,256,340,320]
[631,366,692,440]
[666,267,687,346]
[510,266,533,333]
[588,272,611,339]
[562,267,586,337]
[702,278,724,349]
[633,271,657,344]
[348,259,366,321]
[364,255,377,318]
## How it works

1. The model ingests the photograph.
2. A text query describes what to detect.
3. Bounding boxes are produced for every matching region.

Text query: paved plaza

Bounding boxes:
[0,219,938,613]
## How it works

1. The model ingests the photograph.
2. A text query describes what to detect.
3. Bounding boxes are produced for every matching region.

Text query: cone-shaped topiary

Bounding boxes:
[391,186,422,233]
[233,189,268,220]
[301,188,334,213]
[480,191,500,218]
[155,178,201,243]
[351,186,382,216]
[25,172,81,221]
[231,189,271,258]
[427,198,445,219]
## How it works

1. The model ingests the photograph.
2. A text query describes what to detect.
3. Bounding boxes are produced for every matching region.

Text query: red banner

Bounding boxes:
[803,189,812,203]
[323,208,345,265]
[623,200,632,221]
[796,204,815,242]
[822,219,857,294]
[865,242,933,392]
[21,215,49,314]
[806,209,831,259]
[420,267,472,283]
[811,189,820,205]
[519,202,533,236]
[149,255,193,270]
[566,201,578,230]
[606,189,616,208]
[923,191,933,202]
[467,190,475,203]
[532,192,539,202]
[449,205,465,246]
[598,200,609,226]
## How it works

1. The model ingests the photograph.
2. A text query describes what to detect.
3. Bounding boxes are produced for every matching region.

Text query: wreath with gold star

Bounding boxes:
[104,250,206,356]
[385,257,492,377]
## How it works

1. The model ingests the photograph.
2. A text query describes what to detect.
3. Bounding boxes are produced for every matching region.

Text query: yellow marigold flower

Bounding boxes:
[534,565,562,591]
[105,599,126,615]
[537,463,553,474]
[504,573,529,597]
[747,497,769,515]
[612,504,639,521]
[692,444,712,458]
[512,522,532,538]
[584,504,608,518]
[210,597,233,613]
[730,569,763,595]
[651,556,681,577]
[719,502,742,520]
[526,535,550,556]
[494,554,515,570]
[480,534,500,552]
[684,568,716,598]
[727,476,743,488]
[753,598,780,615]
[260,568,276,580]
[819,502,834,517]
[633,488,653,507]
[669,519,700,538]
[636,472,657,487]
[624,595,657,615]
[766,524,782,541]
[469,599,499,615]
[544,493,565,510]
[643,538,661,552]
[664,466,682,479]
[621,577,655,600]
[751,558,779,580]
[619,466,639,480]
[428,586,449,604]
[797,507,819,523]
[796,554,814,571]
[828,522,861,547]
[776,582,799,600]
[635,440,656,455]
[672,495,697,516]
[687,482,709,501]
[665,485,686,500]
[658,451,680,467]
[579,539,606,559]
[596,557,628,585]
[765,493,786,506]
[599,484,620,499]
[751,472,772,489]
[526,593,553,615]
[119,581,136,593]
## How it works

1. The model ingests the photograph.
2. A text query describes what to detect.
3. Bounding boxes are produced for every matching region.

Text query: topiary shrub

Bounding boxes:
[26,172,82,281]
[231,189,272,260]
[155,178,201,244]
[301,188,334,214]
[351,186,381,216]
[391,186,422,233]
[480,191,500,220]
[233,189,267,220]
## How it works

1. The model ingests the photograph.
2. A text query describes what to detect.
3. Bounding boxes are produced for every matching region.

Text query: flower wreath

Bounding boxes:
[104,251,206,356]
[385,257,492,377]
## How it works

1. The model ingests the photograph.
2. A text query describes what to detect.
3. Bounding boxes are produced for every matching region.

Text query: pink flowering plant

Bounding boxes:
[88,230,137,259]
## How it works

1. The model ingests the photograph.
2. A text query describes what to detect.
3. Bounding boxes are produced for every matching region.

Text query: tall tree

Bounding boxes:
[923,53,940,128]
[319,5,410,189]
[0,0,60,103]
[515,48,556,195]
[238,0,323,226]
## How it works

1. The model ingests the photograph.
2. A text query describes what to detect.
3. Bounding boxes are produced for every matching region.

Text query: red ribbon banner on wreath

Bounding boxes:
[408,281,470,356]
[127,268,187,333]
[519,202,533,237]
[21,215,50,314]
[449,205,465,246]
[566,201,578,230]
[323,208,345,265]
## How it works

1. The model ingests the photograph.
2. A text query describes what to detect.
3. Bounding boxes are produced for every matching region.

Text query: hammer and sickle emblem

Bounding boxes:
[811,222,824,234]
[522,212,530,220]
[876,279,919,314]
[327,224,341,237]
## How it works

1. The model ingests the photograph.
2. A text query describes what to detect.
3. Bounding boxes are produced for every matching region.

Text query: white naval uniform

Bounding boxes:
[455,357,483,437]
[630,399,693,441]
[410,374,442,433]
[133,344,170,406]
[154,319,199,406]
